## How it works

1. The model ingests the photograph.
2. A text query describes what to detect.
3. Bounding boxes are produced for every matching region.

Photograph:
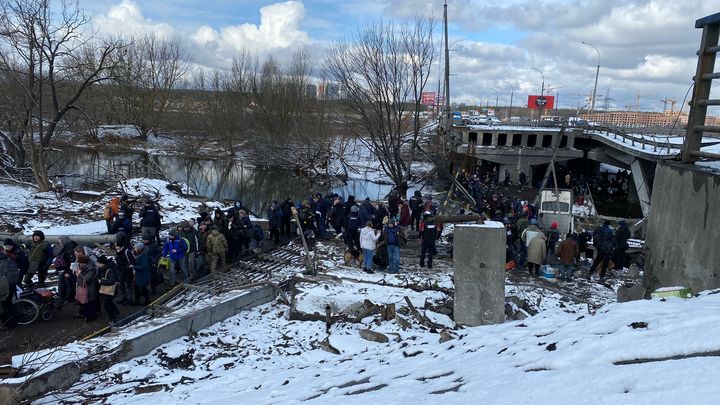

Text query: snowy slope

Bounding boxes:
[37,291,720,405]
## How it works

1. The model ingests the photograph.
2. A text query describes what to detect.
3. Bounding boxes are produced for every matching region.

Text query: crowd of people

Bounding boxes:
[503,213,632,282]
[0,190,449,330]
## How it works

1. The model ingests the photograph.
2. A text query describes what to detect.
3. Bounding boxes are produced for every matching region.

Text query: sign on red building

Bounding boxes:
[421,92,437,105]
[527,95,555,110]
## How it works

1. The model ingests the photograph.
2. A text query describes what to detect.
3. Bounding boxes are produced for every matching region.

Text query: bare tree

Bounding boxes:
[111,33,189,140]
[325,18,435,196]
[0,0,125,191]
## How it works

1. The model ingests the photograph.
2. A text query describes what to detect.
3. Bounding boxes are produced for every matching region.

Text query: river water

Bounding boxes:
[54,149,399,216]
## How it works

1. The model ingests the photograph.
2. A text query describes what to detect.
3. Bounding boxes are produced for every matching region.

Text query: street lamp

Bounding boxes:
[530,67,545,120]
[506,82,515,120]
[490,88,499,111]
[581,41,600,117]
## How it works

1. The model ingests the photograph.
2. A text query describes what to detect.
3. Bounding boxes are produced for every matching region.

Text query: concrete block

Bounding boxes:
[617,283,647,303]
[453,223,506,326]
[646,162,720,293]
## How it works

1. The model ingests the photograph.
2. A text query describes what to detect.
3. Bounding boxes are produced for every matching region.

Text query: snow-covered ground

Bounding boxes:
[35,288,720,404]
[0,178,226,235]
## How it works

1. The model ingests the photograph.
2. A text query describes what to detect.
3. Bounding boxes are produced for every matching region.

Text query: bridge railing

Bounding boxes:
[582,125,680,155]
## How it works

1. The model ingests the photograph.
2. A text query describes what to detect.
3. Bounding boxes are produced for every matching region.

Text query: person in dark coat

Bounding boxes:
[387,190,401,218]
[0,251,20,328]
[344,205,361,258]
[139,199,161,243]
[132,242,152,306]
[54,236,78,303]
[115,240,134,305]
[75,255,99,322]
[587,227,615,282]
[329,198,346,236]
[109,211,132,236]
[96,256,119,322]
[3,239,29,282]
[267,200,283,245]
[280,198,294,237]
[614,220,631,270]
[312,193,329,238]
[409,190,423,231]
[419,212,438,269]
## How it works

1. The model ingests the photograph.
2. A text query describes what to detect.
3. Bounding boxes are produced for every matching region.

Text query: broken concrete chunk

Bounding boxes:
[617,283,647,303]
[359,329,389,344]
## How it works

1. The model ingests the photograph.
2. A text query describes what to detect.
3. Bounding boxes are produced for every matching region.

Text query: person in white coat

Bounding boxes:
[360,220,381,274]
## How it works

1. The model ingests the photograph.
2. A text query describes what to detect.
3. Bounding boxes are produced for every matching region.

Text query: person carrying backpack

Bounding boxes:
[206,227,228,273]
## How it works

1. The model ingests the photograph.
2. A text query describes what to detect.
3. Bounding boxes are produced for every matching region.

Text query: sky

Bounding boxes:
[78,0,720,114]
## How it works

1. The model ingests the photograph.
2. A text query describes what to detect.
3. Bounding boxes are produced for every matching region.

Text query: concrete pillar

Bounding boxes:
[631,159,651,217]
[491,132,499,146]
[453,223,506,326]
[521,133,528,147]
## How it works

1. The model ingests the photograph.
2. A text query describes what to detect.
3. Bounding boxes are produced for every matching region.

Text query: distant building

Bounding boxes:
[581,111,690,127]
[306,84,317,99]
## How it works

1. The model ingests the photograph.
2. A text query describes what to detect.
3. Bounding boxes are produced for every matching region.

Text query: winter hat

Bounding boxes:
[96,256,109,265]
[529,218,538,225]
[3,238,15,246]
[350,205,359,213]
[551,222,558,229]
[32,230,45,239]
[77,256,90,264]
[169,229,178,237]
[388,218,396,225]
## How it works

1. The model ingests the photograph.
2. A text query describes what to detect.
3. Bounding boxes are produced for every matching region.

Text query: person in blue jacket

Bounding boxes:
[162,229,188,285]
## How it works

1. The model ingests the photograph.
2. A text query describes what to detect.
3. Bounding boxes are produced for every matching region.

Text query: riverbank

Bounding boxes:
[0,178,220,235]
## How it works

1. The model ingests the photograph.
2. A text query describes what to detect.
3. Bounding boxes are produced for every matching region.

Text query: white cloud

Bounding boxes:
[192,1,311,61]
[94,0,175,39]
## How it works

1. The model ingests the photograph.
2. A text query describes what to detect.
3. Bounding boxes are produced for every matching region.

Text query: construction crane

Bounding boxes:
[660,98,678,114]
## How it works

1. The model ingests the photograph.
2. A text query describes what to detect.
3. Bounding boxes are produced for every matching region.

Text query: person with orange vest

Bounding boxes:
[103,197,121,233]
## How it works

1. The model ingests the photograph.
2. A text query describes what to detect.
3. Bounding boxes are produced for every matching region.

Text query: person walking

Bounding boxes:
[75,255,99,322]
[96,256,120,323]
[587,227,616,282]
[24,230,50,287]
[419,212,438,269]
[206,227,228,273]
[131,242,151,306]
[527,231,547,277]
[556,233,579,282]
[359,221,380,274]
[383,218,401,274]
[162,229,188,285]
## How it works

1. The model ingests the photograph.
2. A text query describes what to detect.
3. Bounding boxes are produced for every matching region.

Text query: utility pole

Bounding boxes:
[581,41,600,117]
[443,0,451,129]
